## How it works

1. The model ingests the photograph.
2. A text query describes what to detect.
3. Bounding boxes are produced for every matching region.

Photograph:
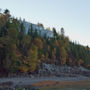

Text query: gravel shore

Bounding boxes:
[0,76,90,86]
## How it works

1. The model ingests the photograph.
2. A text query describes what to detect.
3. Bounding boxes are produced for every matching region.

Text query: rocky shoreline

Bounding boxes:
[0,76,90,90]
[0,64,90,90]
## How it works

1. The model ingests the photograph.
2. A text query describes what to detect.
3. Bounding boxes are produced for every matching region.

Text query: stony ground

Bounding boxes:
[0,76,90,89]
[0,64,90,89]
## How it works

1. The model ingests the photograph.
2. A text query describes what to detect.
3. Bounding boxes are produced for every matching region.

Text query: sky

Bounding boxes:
[0,0,90,46]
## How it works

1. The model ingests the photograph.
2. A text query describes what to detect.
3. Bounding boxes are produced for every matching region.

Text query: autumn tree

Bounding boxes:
[78,59,84,66]
[34,38,43,50]
[52,48,57,64]
[60,47,67,65]
[37,23,44,27]
[26,44,38,72]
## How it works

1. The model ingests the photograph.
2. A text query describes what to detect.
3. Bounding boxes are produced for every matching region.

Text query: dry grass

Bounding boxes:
[32,79,90,90]
[32,80,57,87]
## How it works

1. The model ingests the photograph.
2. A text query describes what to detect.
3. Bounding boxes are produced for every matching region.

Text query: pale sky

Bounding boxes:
[0,0,90,46]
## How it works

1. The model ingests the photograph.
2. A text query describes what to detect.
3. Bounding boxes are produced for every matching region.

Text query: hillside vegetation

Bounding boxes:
[0,9,90,75]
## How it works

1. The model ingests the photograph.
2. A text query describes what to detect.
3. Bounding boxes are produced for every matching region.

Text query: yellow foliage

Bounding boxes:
[68,58,73,66]
[60,47,67,65]
[78,59,84,66]
[46,27,51,30]
[61,57,66,65]
[47,45,50,51]
[29,63,37,72]
[86,64,90,69]
[55,40,59,47]
[19,65,29,73]
[41,54,45,62]
[34,38,43,49]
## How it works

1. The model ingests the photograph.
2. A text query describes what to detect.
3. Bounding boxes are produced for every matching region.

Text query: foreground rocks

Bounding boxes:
[0,63,90,78]
[38,63,90,77]
[0,82,39,90]
[0,76,90,90]
[0,63,90,89]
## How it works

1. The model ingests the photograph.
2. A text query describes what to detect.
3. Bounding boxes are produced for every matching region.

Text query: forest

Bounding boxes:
[0,9,90,75]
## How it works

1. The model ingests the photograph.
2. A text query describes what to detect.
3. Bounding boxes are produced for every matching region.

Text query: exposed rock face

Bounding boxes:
[38,63,90,77]
[20,19,54,38]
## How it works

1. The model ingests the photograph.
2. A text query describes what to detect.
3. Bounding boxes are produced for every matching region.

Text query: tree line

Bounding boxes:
[0,9,90,75]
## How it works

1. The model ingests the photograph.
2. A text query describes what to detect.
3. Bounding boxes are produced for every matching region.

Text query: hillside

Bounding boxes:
[0,9,90,77]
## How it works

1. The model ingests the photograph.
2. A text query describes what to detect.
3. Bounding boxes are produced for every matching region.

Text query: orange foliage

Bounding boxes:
[16,50,22,57]
[55,40,59,47]
[37,23,44,27]
[86,64,90,69]
[41,54,45,61]
[78,59,84,66]
[68,58,73,66]
[34,38,43,49]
